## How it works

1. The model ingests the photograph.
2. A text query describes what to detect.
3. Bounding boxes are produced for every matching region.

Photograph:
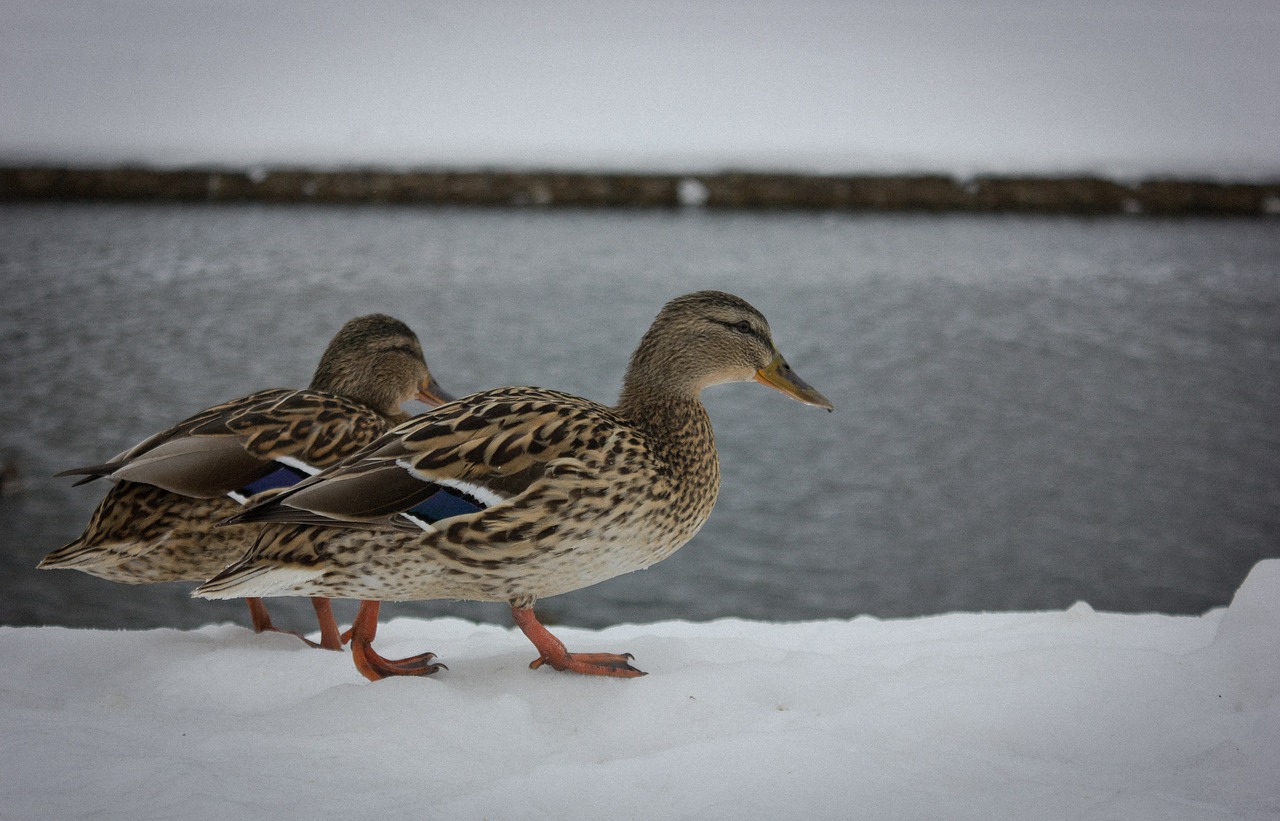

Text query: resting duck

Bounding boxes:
[40,314,452,648]
[200,291,832,679]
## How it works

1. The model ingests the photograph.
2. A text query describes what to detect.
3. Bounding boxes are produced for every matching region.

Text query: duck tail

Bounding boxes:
[195,561,324,600]
[38,538,119,570]
[54,463,118,486]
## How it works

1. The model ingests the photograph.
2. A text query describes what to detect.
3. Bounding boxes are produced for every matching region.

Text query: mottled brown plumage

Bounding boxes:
[199,291,832,680]
[40,314,452,646]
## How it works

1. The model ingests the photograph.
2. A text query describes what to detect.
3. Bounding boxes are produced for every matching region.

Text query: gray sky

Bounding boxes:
[2,0,1278,177]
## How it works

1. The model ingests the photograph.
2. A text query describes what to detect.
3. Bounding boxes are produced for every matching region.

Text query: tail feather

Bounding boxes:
[55,463,118,485]
[38,539,132,570]
[195,562,325,600]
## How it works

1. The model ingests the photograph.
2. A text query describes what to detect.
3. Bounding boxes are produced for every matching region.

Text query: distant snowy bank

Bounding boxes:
[4,166,1280,215]
[3,560,1278,820]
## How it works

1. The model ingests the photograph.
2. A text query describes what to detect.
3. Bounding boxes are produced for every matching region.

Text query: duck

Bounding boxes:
[199,291,832,680]
[40,314,453,649]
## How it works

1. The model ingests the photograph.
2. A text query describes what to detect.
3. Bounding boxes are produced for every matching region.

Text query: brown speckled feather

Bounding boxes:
[42,482,255,582]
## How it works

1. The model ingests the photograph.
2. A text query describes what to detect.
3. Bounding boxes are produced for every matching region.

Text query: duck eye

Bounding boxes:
[732,320,752,334]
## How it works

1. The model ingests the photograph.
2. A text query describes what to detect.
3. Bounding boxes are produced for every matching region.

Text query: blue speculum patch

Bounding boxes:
[407,488,485,524]
[236,463,311,497]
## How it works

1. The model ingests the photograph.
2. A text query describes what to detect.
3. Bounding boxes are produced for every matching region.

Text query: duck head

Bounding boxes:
[309,314,454,417]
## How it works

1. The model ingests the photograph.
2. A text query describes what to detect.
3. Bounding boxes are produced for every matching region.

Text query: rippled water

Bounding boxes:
[1,203,1277,631]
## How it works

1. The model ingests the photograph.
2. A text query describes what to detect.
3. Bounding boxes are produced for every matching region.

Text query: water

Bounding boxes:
[1,203,1277,632]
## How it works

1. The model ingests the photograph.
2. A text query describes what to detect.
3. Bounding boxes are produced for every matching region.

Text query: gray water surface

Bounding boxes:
[1,204,1277,631]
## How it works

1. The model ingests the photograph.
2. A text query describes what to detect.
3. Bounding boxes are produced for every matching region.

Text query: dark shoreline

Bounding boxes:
[3,166,1278,216]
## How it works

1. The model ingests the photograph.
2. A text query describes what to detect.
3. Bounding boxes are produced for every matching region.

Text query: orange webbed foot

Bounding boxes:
[348,601,444,682]
[512,605,647,678]
[352,643,445,680]
[528,651,646,677]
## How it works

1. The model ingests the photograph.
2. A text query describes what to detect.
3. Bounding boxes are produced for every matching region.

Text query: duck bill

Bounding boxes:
[755,354,833,411]
[416,375,455,408]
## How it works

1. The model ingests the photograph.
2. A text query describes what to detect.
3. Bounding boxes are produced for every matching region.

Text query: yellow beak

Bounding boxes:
[754,354,833,411]
[416,375,455,408]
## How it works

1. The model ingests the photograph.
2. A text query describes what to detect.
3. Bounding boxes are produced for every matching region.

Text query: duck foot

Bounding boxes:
[511,605,646,678]
[246,596,343,650]
[348,601,444,681]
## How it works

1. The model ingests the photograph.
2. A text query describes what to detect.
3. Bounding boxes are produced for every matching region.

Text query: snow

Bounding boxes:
[3,561,1277,820]
[2,0,1279,178]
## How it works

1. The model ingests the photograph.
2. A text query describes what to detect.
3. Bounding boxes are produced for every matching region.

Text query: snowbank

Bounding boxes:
[3,561,1278,820]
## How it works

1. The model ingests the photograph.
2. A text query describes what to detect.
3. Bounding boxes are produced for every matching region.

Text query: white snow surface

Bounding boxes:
[2,0,1279,178]
[3,560,1278,820]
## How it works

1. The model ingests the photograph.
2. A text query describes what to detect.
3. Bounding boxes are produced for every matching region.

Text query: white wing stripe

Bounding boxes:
[395,459,508,508]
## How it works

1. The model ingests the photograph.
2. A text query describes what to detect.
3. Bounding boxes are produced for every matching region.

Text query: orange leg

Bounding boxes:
[245,596,342,651]
[338,600,377,645]
[348,600,443,681]
[511,605,645,678]
[247,597,274,633]
[309,597,342,651]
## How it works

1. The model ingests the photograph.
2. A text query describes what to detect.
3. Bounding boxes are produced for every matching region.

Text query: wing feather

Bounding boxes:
[58,388,388,498]
[227,386,616,529]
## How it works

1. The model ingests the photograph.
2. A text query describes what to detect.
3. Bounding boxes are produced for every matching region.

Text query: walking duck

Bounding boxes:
[199,291,831,679]
[40,314,452,648]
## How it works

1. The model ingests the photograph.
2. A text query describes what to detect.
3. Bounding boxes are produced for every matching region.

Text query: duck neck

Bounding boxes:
[617,380,719,480]
[309,368,399,422]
